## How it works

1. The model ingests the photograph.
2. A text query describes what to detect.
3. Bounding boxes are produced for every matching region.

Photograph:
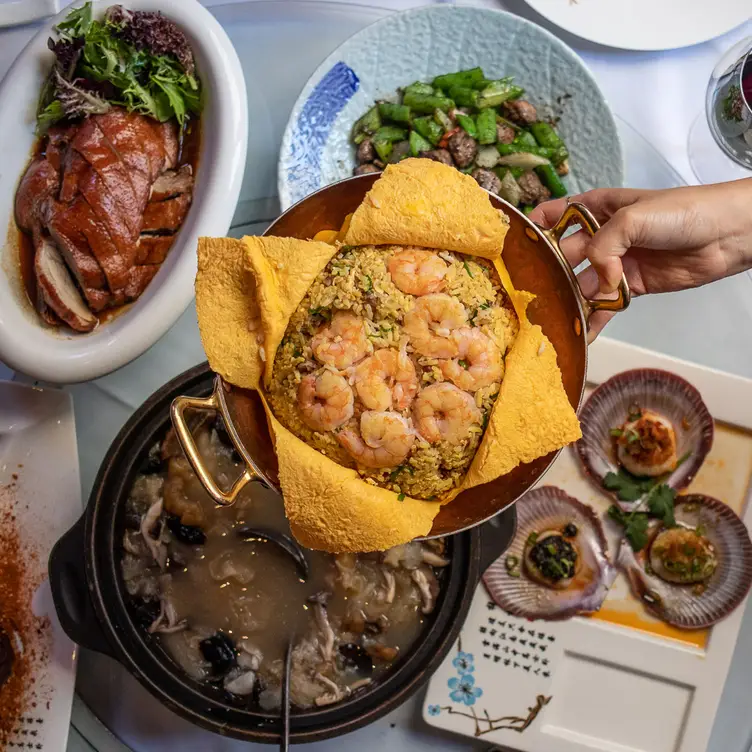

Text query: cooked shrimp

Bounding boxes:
[388,249,448,296]
[338,411,415,469]
[412,382,481,444]
[441,327,502,392]
[311,312,371,369]
[354,347,418,412]
[403,294,468,358]
[298,370,354,432]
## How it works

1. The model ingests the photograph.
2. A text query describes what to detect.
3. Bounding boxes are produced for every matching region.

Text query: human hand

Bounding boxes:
[529,179,752,339]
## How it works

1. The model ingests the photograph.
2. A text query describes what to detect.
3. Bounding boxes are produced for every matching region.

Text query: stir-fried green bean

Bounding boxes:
[378,102,411,124]
[455,113,477,138]
[476,108,497,145]
[350,66,574,208]
[374,125,408,143]
[497,143,555,159]
[448,86,479,109]
[351,105,381,144]
[402,90,454,113]
[409,130,433,156]
[373,138,392,162]
[413,116,443,145]
[476,78,523,109]
[432,67,484,90]
[535,163,567,198]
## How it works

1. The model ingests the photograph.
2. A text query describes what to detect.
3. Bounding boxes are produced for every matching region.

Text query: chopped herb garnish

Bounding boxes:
[505,555,520,577]
[625,429,641,444]
[389,464,407,482]
[397,493,405,501]
[458,359,469,369]
[463,260,474,278]
[309,306,331,320]
[695,524,707,537]
[363,275,373,292]
[627,403,642,422]
[526,531,539,546]
[608,505,650,552]
[609,428,623,438]
[603,469,655,502]
[479,302,491,309]
[646,484,676,528]
[292,346,302,358]
[606,480,676,551]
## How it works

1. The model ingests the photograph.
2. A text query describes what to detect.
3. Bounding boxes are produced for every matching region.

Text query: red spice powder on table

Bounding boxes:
[0,484,49,744]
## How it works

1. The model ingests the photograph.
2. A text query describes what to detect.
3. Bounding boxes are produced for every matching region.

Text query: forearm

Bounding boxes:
[708,178,752,276]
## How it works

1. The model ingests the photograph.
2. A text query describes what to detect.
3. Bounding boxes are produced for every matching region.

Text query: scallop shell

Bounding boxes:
[618,495,752,629]
[483,486,616,620]
[576,369,713,508]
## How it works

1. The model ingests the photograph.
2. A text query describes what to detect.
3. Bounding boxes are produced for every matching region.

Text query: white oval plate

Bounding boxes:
[0,0,247,384]
[278,5,622,210]
[523,0,750,51]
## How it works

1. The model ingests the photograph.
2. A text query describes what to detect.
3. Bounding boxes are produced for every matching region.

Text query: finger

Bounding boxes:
[529,188,648,229]
[580,206,645,294]
[587,311,616,343]
[559,229,591,268]
[575,265,619,342]
[528,197,570,227]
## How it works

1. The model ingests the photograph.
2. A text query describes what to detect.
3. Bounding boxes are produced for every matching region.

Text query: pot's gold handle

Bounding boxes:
[540,201,631,323]
[170,385,255,507]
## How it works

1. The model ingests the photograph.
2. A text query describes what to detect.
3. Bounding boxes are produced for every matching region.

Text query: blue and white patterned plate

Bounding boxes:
[278,5,623,210]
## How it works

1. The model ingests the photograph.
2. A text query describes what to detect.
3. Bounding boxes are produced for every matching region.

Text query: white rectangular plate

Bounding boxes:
[0,381,82,750]
[423,337,752,752]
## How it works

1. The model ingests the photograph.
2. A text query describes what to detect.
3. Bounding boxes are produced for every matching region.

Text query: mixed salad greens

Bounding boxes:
[37,2,201,133]
[351,67,571,211]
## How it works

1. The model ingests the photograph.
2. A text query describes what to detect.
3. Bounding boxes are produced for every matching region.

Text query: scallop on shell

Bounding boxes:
[576,369,713,508]
[483,486,616,620]
[618,494,752,629]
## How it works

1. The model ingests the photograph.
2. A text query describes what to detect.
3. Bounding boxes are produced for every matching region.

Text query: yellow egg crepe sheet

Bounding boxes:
[345,160,509,258]
[195,159,580,553]
[196,237,262,390]
[244,236,336,387]
[262,397,441,552]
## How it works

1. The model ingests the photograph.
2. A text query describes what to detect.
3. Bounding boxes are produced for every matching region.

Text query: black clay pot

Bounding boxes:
[49,362,516,744]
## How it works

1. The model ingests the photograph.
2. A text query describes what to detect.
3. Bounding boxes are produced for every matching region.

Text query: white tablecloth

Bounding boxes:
[2,2,752,751]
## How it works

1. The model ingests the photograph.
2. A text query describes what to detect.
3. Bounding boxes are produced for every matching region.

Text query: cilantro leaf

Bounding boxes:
[607,504,627,526]
[603,470,646,502]
[607,505,649,552]
[646,484,676,527]
[624,514,650,551]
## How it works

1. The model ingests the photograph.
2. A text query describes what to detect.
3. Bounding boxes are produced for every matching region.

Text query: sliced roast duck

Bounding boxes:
[15,108,194,333]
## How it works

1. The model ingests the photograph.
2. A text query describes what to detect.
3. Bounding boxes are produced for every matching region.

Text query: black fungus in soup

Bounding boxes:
[121,413,450,710]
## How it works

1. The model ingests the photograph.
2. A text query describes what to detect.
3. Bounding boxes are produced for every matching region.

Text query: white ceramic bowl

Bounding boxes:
[278,5,622,210]
[0,0,247,383]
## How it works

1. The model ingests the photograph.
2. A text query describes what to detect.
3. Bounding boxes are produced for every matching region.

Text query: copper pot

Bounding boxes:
[172,174,630,538]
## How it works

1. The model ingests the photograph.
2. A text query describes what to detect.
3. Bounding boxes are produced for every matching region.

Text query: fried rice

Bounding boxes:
[267,244,519,500]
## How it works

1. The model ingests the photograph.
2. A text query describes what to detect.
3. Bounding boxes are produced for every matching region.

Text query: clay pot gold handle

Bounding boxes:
[170,382,255,507]
[540,201,631,324]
